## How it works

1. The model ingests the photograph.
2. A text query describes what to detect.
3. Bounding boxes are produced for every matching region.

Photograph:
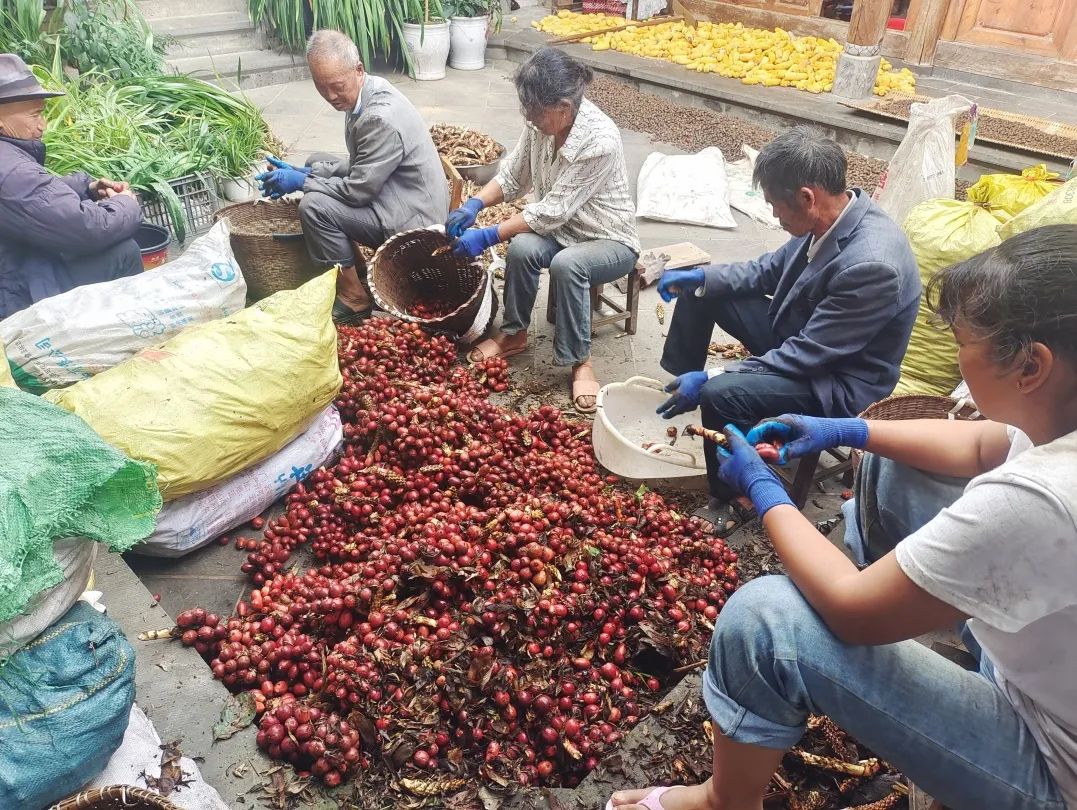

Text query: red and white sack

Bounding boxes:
[131,406,342,557]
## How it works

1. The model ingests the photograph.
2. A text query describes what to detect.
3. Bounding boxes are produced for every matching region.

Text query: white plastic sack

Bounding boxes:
[0,538,95,659]
[725,145,780,229]
[132,406,342,557]
[636,147,737,229]
[634,0,668,19]
[90,704,229,810]
[0,221,246,392]
[872,95,973,229]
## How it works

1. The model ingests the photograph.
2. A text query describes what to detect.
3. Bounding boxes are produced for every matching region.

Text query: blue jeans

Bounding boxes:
[703,457,1065,810]
[502,233,637,367]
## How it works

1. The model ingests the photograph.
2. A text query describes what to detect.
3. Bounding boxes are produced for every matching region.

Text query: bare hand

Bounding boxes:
[90,178,130,200]
[102,187,137,201]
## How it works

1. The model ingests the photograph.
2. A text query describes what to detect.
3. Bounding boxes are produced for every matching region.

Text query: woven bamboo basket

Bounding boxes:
[859,393,982,422]
[368,228,490,338]
[853,393,983,470]
[50,785,181,809]
[213,200,320,302]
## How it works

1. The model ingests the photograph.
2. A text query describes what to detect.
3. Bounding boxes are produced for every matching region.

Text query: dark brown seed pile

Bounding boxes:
[588,76,892,194]
[872,98,1077,158]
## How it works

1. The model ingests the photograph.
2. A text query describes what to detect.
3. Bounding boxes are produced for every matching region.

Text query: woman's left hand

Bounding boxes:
[716,425,793,517]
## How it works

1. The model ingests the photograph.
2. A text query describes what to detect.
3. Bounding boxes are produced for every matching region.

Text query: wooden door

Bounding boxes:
[946,0,1077,59]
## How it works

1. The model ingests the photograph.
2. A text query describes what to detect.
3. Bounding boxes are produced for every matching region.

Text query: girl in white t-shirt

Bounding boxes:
[609,224,1077,810]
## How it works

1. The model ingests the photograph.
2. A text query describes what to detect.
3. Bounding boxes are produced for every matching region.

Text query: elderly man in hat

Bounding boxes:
[0,54,143,320]
[255,30,448,324]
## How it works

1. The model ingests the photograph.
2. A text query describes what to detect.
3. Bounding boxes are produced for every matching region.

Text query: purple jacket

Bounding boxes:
[0,136,142,319]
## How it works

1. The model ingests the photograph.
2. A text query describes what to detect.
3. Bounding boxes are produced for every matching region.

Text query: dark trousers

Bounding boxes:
[661,293,824,500]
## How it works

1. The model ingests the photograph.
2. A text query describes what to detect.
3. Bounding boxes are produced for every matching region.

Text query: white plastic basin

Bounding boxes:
[592,376,708,481]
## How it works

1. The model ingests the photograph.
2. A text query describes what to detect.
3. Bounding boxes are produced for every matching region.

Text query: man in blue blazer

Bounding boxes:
[656,127,919,531]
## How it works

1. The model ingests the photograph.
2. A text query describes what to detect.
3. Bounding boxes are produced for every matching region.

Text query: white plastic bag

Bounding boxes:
[0,221,246,392]
[90,704,229,810]
[132,406,342,557]
[725,145,780,229]
[636,147,737,229]
[872,95,973,229]
[0,538,95,658]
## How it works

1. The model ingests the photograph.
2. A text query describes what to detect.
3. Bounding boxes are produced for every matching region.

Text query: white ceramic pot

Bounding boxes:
[448,15,489,70]
[221,175,256,202]
[402,20,450,81]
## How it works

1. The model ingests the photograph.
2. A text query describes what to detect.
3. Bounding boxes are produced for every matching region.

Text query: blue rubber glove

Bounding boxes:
[256,166,310,199]
[746,415,869,466]
[453,225,502,257]
[657,267,706,303]
[263,155,311,175]
[656,371,709,419]
[716,425,793,517]
[446,197,485,239]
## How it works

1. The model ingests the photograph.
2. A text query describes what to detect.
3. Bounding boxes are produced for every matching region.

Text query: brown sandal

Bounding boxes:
[571,368,601,414]
[466,337,528,364]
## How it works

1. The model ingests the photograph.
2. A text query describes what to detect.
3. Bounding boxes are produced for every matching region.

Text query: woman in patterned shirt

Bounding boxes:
[446,48,640,414]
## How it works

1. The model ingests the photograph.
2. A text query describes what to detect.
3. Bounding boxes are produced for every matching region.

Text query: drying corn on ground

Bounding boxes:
[534,12,916,96]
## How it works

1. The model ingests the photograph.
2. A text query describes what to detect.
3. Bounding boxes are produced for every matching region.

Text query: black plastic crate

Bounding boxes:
[139,172,220,244]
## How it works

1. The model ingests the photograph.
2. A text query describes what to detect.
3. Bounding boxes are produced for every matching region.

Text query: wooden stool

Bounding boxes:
[545,269,641,335]
[777,448,855,509]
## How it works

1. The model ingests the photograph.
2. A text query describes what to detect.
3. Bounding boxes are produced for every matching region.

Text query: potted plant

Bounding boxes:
[402,0,451,81]
[445,0,502,71]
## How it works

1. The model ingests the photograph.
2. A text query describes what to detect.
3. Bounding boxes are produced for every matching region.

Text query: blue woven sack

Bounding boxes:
[0,601,135,809]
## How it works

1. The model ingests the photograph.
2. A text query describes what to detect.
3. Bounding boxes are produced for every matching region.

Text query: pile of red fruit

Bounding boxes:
[174,318,740,790]
[406,299,457,320]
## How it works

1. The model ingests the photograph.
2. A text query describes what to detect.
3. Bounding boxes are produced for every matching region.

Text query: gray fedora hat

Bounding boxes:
[0,54,64,104]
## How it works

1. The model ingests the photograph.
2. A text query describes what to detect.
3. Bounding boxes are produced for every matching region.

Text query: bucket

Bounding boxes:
[402,21,450,81]
[134,223,171,269]
[449,15,489,70]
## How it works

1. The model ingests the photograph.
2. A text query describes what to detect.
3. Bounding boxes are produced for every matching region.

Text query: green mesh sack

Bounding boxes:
[0,387,161,623]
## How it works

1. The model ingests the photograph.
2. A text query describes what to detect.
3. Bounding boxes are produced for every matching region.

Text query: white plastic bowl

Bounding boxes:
[593,376,709,482]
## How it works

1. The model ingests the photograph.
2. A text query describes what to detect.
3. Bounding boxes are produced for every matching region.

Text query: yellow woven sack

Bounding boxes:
[997,177,1077,240]
[894,199,1004,397]
[45,270,342,501]
[966,164,1061,219]
[0,341,14,387]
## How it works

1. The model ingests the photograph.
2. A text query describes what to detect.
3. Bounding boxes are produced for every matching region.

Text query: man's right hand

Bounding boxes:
[656,370,709,419]
[446,198,485,239]
[746,415,869,465]
[657,267,706,302]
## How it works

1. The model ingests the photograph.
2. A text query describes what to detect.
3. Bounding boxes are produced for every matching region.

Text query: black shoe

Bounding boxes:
[332,298,372,325]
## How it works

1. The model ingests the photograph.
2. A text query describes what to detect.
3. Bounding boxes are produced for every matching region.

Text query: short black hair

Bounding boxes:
[929,223,1077,366]
[514,48,594,114]
[752,126,847,201]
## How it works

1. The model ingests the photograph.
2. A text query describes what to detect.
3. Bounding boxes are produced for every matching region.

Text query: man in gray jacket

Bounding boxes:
[257,30,448,323]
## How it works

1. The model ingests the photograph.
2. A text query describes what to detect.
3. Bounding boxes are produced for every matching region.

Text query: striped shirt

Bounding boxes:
[495,98,640,253]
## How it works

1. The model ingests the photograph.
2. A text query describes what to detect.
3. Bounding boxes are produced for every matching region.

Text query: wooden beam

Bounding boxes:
[904,0,949,64]
[847,0,894,46]
[550,14,683,43]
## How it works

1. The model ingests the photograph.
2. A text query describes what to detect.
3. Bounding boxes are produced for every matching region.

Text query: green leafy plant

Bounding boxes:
[58,0,164,77]
[34,68,278,239]
[443,0,501,31]
[247,0,443,70]
[0,0,52,65]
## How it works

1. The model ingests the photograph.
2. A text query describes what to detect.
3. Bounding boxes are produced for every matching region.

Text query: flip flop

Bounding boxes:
[604,786,675,810]
[572,375,601,415]
[694,498,757,538]
[466,337,528,364]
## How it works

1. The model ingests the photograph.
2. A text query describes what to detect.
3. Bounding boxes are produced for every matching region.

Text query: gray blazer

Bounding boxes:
[702,190,920,417]
[304,75,448,234]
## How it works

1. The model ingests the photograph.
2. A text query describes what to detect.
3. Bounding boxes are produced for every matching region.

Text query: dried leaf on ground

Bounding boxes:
[213,691,258,741]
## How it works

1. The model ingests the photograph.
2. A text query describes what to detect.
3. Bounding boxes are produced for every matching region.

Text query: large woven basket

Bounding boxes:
[368,228,490,338]
[853,394,983,470]
[50,785,181,809]
[859,393,982,422]
[213,200,320,302]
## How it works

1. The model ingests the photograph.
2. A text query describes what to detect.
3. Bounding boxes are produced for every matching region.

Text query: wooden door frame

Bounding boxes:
[942,0,1077,57]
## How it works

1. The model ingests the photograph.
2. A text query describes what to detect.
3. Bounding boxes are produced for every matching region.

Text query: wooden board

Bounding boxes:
[839,93,1077,160]
[636,241,711,271]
